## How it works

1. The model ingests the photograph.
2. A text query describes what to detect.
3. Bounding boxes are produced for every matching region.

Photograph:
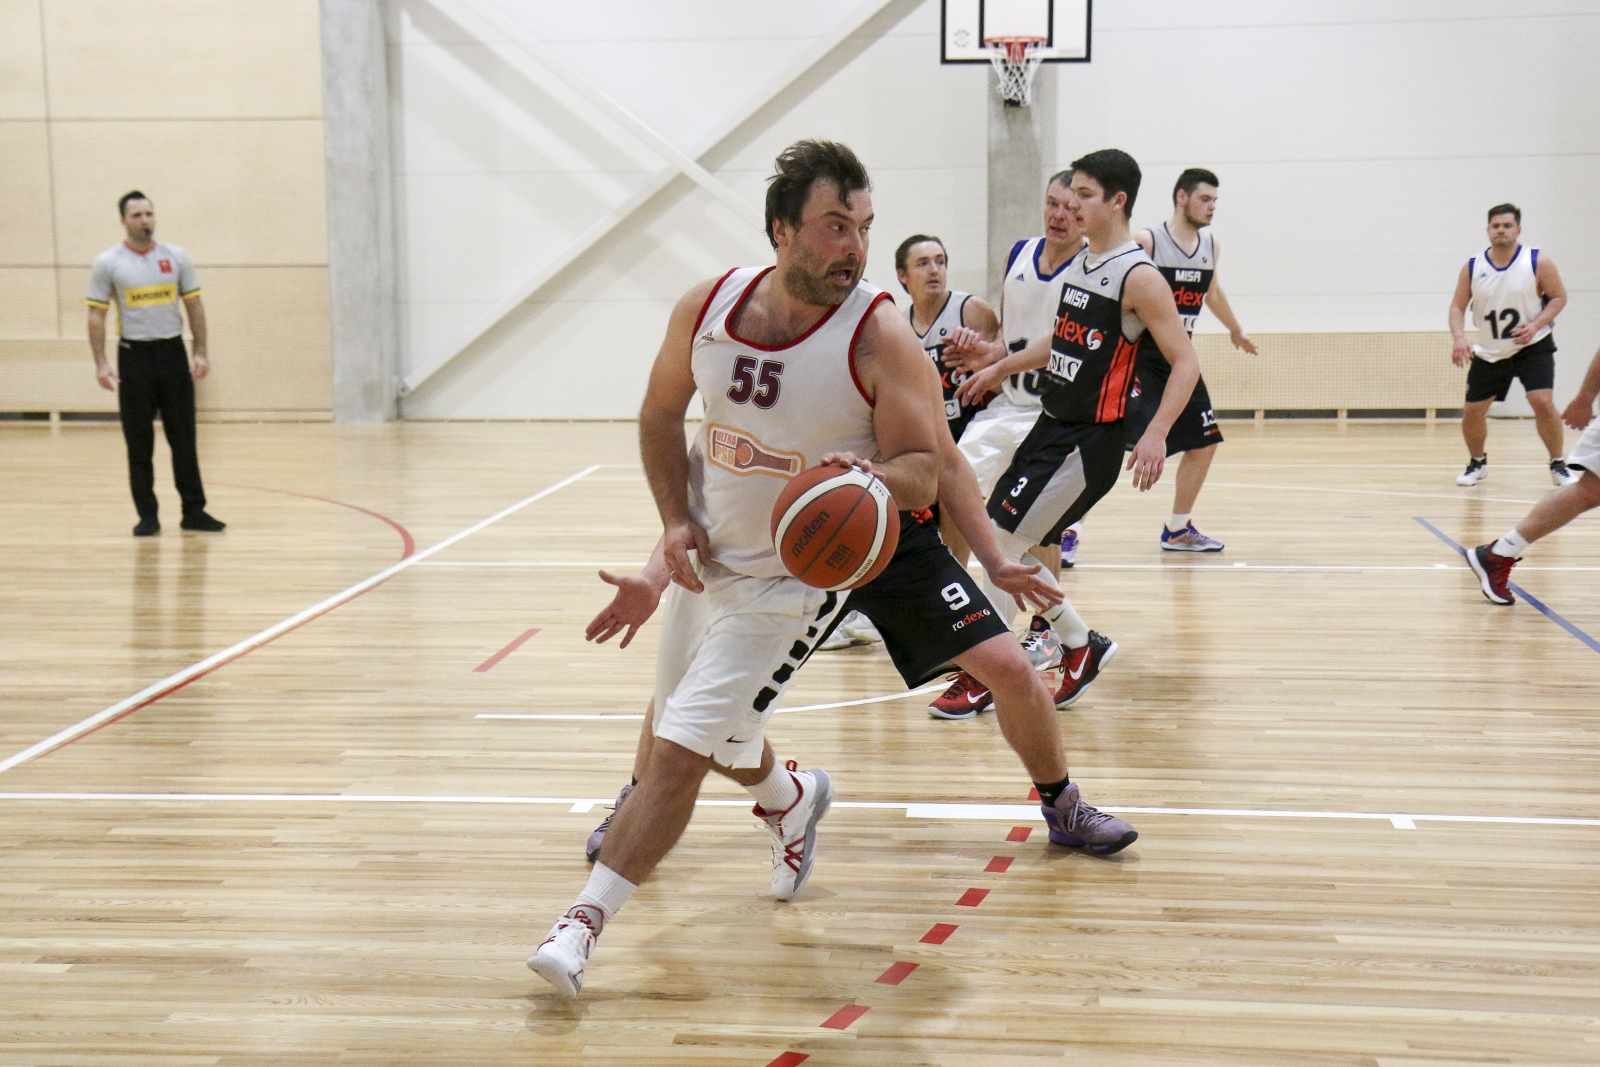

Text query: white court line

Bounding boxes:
[476,681,950,720]
[0,465,604,776]
[2,792,1597,830]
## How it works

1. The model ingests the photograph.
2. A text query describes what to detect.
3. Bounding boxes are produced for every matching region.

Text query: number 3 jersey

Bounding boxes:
[1468,245,1551,362]
[688,266,885,579]
[1038,241,1155,425]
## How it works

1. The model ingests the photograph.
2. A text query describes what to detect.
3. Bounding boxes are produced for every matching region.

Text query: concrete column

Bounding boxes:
[320,0,399,422]
[986,65,1057,302]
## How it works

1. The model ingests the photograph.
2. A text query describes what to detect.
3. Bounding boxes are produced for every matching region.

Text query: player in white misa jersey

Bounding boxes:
[1449,203,1575,488]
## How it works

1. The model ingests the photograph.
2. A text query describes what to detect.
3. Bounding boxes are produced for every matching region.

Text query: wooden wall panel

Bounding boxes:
[0,2,47,120]
[0,123,57,265]
[0,270,61,339]
[1196,332,1470,411]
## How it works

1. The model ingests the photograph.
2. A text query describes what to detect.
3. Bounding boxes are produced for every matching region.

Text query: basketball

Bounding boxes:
[770,465,900,591]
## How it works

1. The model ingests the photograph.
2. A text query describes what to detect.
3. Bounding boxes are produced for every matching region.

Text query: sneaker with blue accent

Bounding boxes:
[1160,521,1224,552]
[1551,459,1580,488]
[1059,526,1078,567]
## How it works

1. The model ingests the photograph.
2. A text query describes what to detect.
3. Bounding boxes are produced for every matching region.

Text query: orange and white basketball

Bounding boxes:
[770,465,899,591]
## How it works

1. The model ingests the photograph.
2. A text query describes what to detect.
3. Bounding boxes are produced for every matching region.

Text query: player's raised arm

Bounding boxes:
[1124,265,1201,491]
[844,301,941,509]
[638,278,721,593]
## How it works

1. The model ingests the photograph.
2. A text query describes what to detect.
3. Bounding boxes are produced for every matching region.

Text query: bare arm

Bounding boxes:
[1517,253,1567,344]
[1124,264,1201,491]
[940,296,1003,372]
[832,302,940,509]
[1564,346,1600,432]
[183,294,210,381]
[639,278,720,593]
[87,306,116,390]
[1448,262,1473,367]
[953,332,1052,404]
[586,538,670,648]
[1202,237,1257,354]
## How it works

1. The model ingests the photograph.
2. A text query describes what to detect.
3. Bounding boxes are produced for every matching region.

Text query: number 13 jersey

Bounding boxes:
[1468,245,1550,363]
[688,266,886,579]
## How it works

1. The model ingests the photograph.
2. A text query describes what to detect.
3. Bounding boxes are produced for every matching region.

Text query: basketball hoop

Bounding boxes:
[985,36,1046,107]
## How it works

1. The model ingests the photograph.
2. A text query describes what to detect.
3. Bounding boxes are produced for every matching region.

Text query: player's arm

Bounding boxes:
[953,332,1051,404]
[1124,265,1201,492]
[86,261,117,390]
[1202,236,1257,354]
[1516,253,1567,344]
[942,295,1003,372]
[183,293,210,381]
[1563,346,1600,432]
[639,277,721,593]
[831,302,940,509]
[586,538,670,648]
[1134,229,1154,256]
[1448,262,1473,367]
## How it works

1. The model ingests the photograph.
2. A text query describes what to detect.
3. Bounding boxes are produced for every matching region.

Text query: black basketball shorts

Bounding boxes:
[1465,336,1557,403]
[1123,352,1223,456]
[835,516,1012,688]
[987,415,1126,547]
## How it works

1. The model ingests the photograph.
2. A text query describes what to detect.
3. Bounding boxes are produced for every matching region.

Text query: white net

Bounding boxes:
[986,38,1045,106]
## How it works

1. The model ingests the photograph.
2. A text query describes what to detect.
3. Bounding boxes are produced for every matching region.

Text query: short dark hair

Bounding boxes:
[1173,168,1219,203]
[1488,202,1521,224]
[764,140,871,250]
[1046,169,1074,193]
[1070,149,1142,219]
[118,190,150,217]
[894,234,944,276]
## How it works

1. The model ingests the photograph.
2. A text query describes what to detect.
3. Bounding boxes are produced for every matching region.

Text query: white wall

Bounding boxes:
[392,0,1600,418]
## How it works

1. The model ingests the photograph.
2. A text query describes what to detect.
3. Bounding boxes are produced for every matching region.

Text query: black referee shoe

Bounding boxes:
[180,511,226,532]
[132,518,160,537]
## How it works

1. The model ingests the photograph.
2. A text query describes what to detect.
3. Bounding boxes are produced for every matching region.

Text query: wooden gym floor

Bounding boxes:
[2,417,1597,1066]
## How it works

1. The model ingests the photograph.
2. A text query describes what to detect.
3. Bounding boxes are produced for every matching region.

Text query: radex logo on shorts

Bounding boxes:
[951,607,992,631]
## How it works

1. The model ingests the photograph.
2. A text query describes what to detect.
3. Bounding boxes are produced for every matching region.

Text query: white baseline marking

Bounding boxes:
[476,681,950,721]
[0,466,604,776]
[2,793,1597,830]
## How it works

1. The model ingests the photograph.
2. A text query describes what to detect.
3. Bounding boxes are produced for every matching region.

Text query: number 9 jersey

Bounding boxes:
[1468,245,1552,362]
[688,266,886,580]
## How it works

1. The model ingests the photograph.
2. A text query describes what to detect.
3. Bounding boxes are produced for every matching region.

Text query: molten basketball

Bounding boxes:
[770,465,899,591]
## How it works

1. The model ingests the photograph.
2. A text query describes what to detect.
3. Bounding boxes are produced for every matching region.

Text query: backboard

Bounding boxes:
[941,0,1091,63]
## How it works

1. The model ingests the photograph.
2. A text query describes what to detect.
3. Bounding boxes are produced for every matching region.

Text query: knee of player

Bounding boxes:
[646,737,715,780]
[1576,470,1600,507]
[968,645,1045,701]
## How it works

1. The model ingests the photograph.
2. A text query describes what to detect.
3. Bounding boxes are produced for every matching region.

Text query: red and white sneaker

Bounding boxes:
[756,761,832,900]
[527,910,598,996]
[1053,631,1117,708]
[928,670,993,719]
[1467,544,1518,605]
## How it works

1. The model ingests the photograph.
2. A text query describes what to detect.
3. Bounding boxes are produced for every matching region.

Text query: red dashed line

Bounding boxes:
[876,961,918,985]
[920,922,958,944]
[1027,786,1040,801]
[820,1004,870,1030]
[1007,825,1032,842]
[956,888,989,907]
[765,1053,808,1067]
[985,856,1014,873]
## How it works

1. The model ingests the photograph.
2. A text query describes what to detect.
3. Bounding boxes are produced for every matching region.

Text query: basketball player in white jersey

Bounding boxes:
[1449,203,1575,488]
[530,141,1136,998]
[1126,168,1257,551]
[957,149,1201,708]
[1468,343,1600,602]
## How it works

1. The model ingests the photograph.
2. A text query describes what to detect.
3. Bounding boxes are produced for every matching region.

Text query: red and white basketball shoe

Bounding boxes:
[756,762,832,900]
[1053,630,1117,708]
[1467,544,1518,605]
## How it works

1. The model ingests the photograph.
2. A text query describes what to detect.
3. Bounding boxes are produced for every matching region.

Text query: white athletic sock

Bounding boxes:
[572,862,637,931]
[1167,512,1192,533]
[992,526,1082,643]
[746,762,801,814]
[1492,529,1531,558]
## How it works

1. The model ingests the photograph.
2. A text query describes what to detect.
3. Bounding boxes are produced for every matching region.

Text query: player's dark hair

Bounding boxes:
[1070,149,1141,218]
[1173,168,1219,203]
[118,190,150,217]
[893,234,945,286]
[765,140,872,250]
[1487,202,1521,225]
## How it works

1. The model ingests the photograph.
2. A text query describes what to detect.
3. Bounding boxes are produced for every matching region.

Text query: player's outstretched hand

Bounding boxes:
[663,519,709,594]
[984,555,1063,612]
[819,452,874,475]
[1563,393,1597,432]
[1230,330,1258,355]
[1127,431,1167,491]
[955,362,1005,406]
[1450,335,1473,368]
[586,570,664,648]
[942,328,996,371]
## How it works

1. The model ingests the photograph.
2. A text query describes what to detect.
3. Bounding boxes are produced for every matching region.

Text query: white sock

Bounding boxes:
[746,762,801,814]
[993,526,1081,643]
[1492,529,1531,558]
[1167,512,1192,533]
[572,862,637,931]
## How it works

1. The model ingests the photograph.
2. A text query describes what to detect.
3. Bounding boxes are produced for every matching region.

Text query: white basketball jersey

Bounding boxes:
[1468,245,1551,362]
[688,266,884,579]
[1147,223,1215,336]
[1000,237,1088,408]
[911,290,971,422]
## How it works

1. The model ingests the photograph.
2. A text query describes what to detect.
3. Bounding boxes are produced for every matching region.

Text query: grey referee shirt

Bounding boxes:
[86,241,201,341]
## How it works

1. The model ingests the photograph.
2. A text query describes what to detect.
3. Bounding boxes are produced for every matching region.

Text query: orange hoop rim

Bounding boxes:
[983,36,1047,62]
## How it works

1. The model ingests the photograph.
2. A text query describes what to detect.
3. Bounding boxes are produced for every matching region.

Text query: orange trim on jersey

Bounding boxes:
[847,291,893,408]
[692,268,739,337]
[725,266,847,352]
[1097,336,1138,422]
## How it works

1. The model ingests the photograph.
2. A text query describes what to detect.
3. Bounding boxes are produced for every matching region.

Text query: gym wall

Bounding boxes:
[0,0,332,420]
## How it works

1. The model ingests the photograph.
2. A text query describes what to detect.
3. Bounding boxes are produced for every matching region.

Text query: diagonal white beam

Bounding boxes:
[401,0,905,396]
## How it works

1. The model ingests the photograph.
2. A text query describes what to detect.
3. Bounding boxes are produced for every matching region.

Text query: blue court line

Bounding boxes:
[1412,516,1600,656]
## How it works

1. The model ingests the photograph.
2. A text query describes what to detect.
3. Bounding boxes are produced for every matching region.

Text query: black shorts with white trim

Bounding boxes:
[987,415,1125,547]
[1122,351,1223,455]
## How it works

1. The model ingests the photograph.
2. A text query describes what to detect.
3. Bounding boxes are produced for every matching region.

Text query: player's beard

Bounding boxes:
[783,248,862,307]
[1183,205,1210,229]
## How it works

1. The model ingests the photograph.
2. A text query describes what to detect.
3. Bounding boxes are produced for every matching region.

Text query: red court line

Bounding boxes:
[220,482,416,559]
[956,888,989,907]
[985,856,1013,873]
[1027,786,1040,801]
[474,628,541,672]
[1006,825,1032,842]
[920,923,958,944]
[876,961,918,985]
[765,1053,808,1067]
[820,1004,869,1030]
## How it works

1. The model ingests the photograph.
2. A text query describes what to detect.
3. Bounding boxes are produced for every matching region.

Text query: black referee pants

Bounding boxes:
[117,336,207,522]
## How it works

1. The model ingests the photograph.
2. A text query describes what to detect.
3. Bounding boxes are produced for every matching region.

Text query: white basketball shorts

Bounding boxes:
[1567,416,1600,475]
[652,561,848,769]
[957,395,1044,499]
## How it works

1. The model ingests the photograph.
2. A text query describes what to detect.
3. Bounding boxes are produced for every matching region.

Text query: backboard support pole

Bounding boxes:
[987,63,1056,301]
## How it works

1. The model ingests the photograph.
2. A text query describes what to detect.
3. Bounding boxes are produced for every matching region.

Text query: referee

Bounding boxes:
[87,191,225,536]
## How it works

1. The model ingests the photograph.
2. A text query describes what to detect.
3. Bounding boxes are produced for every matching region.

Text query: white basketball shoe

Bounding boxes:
[757,761,832,900]
[527,911,598,996]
